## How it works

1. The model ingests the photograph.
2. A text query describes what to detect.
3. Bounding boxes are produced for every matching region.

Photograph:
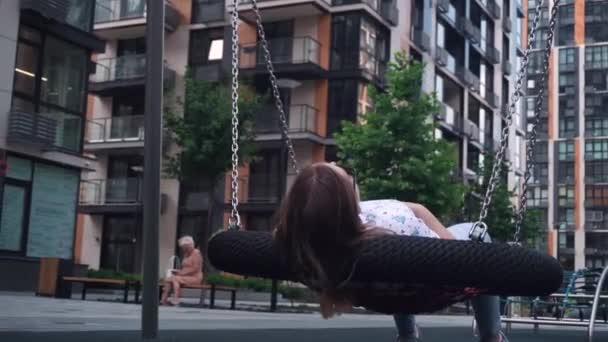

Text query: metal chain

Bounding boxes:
[250,0,300,174]
[229,0,241,229]
[513,0,560,243]
[470,0,548,241]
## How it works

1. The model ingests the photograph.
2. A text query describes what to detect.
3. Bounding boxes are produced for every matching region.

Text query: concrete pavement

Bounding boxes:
[1,293,606,341]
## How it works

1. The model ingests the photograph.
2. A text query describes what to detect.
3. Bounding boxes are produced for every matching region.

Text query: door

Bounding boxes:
[107,155,143,203]
[116,37,146,79]
[120,0,145,20]
[0,181,29,253]
[100,216,140,273]
[110,96,145,140]
[259,21,294,64]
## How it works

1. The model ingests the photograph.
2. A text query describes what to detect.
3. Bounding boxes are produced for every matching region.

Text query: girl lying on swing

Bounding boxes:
[273,162,508,342]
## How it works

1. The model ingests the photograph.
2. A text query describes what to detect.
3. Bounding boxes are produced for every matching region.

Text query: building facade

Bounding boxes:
[526,0,608,270]
[0,0,104,290]
[76,0,529,276]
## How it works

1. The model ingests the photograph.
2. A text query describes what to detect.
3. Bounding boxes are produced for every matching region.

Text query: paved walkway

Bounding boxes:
[1,294,606,341]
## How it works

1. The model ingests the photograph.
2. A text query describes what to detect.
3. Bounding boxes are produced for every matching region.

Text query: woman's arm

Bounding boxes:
[404,202,455,240]
[178,250,203,276]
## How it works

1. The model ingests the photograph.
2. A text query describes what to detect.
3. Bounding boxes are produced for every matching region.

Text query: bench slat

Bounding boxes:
[63,276,128,285]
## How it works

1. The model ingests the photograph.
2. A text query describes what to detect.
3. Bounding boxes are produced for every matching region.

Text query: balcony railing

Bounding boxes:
[585,59,608,70]
[435,103,464,133]
[240,36,321,69]
[7,109,82,153]
[91,54,146,83]
[503,18,512,33]
[465,120,481,142]
[254,105,317,134]
[95,0,146,23]
[248,175,280,203]
[86,115,144,144]
[94,0,180,30]
[411,28,430,52]
[80,178,143,205]
[487,0,501,19]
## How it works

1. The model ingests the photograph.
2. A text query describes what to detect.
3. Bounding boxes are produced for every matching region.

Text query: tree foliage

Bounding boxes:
[465,156,542,244]
[334,53,465,222]
[164,76,262,182]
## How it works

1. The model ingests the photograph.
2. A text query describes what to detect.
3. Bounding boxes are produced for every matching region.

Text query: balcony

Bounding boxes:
[236,0,331,23]
[487,0,502,20]
[79,178,146,214]
[560,63,577,73]
[503,60,512,75]
[193,0,225,23]
[410,28,431,52]
[239,36,325,79]
[516,0,525,18]
[484,89,500,109]
[464,120,482,144]
[84,115,144,151]
[437,0,464,35]
[458,68,481,92]
[463,20,481,45]
[93,0,180,40]
[503,18,512,33]
[7,110,82,153]
[434,103,464,135]
[20,0,104,51]
[89,55,176,96]
[585,60,608,71]
[254,104,322,142]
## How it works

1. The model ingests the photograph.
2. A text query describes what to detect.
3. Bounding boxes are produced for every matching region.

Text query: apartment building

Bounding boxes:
[73,0,527,275]
[0,0,104,290]
[525,0,608,270]
[78,0,190,274]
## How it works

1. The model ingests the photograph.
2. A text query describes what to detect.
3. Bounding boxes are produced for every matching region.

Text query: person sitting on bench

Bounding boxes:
[161,236,203,305]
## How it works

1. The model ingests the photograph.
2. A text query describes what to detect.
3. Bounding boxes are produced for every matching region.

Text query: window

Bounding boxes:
[328,79,359,135]
[190,29,225,65]
[192,0,225,23]
[557,161,575,184]
[557,208,575,227]
[559,48,576,66]
[558,73,576,94]
[527,186,548,207]
[586,1,608,43]
[101,216,140,273]
[527,51,544,74]
[531,162,549,184]
[585,140,608,160]
[586,161,608,183]
[11,26,88,153]
[558,186,575,206]
[357,83,373,117]
[586,185,608,207]
[66,0,95,32]
[558,141,575,161]
[557,5,574,46]
[585,45,608,69]
[586,118,608,137]
[559,117,577,138]
[534,142,548,161]
[249,149,281,203]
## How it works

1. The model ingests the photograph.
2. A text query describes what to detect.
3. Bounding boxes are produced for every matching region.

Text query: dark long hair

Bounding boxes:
[273,163,372,317]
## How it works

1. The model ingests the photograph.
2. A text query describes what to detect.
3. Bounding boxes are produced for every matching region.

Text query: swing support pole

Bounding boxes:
[141,0,164,338]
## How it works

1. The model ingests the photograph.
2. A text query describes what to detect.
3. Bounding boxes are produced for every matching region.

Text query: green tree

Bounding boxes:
[334,53,465,222]
[164,76,262,246]
[465,155,541,244]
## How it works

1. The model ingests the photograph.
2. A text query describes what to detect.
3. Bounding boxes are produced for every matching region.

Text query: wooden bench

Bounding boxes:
[159,282,238,309]
[62,276,141,303]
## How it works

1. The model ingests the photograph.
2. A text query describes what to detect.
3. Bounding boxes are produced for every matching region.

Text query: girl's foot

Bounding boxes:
[480,331,508,342]
[169,299,180,306]
[396,324,421,342]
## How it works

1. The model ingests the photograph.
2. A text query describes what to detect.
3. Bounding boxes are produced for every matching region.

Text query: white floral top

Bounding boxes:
[359,199,439,238]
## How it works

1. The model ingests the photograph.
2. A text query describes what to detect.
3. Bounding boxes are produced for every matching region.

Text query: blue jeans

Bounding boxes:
[394,295,501,341]
[394,223,502,341]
